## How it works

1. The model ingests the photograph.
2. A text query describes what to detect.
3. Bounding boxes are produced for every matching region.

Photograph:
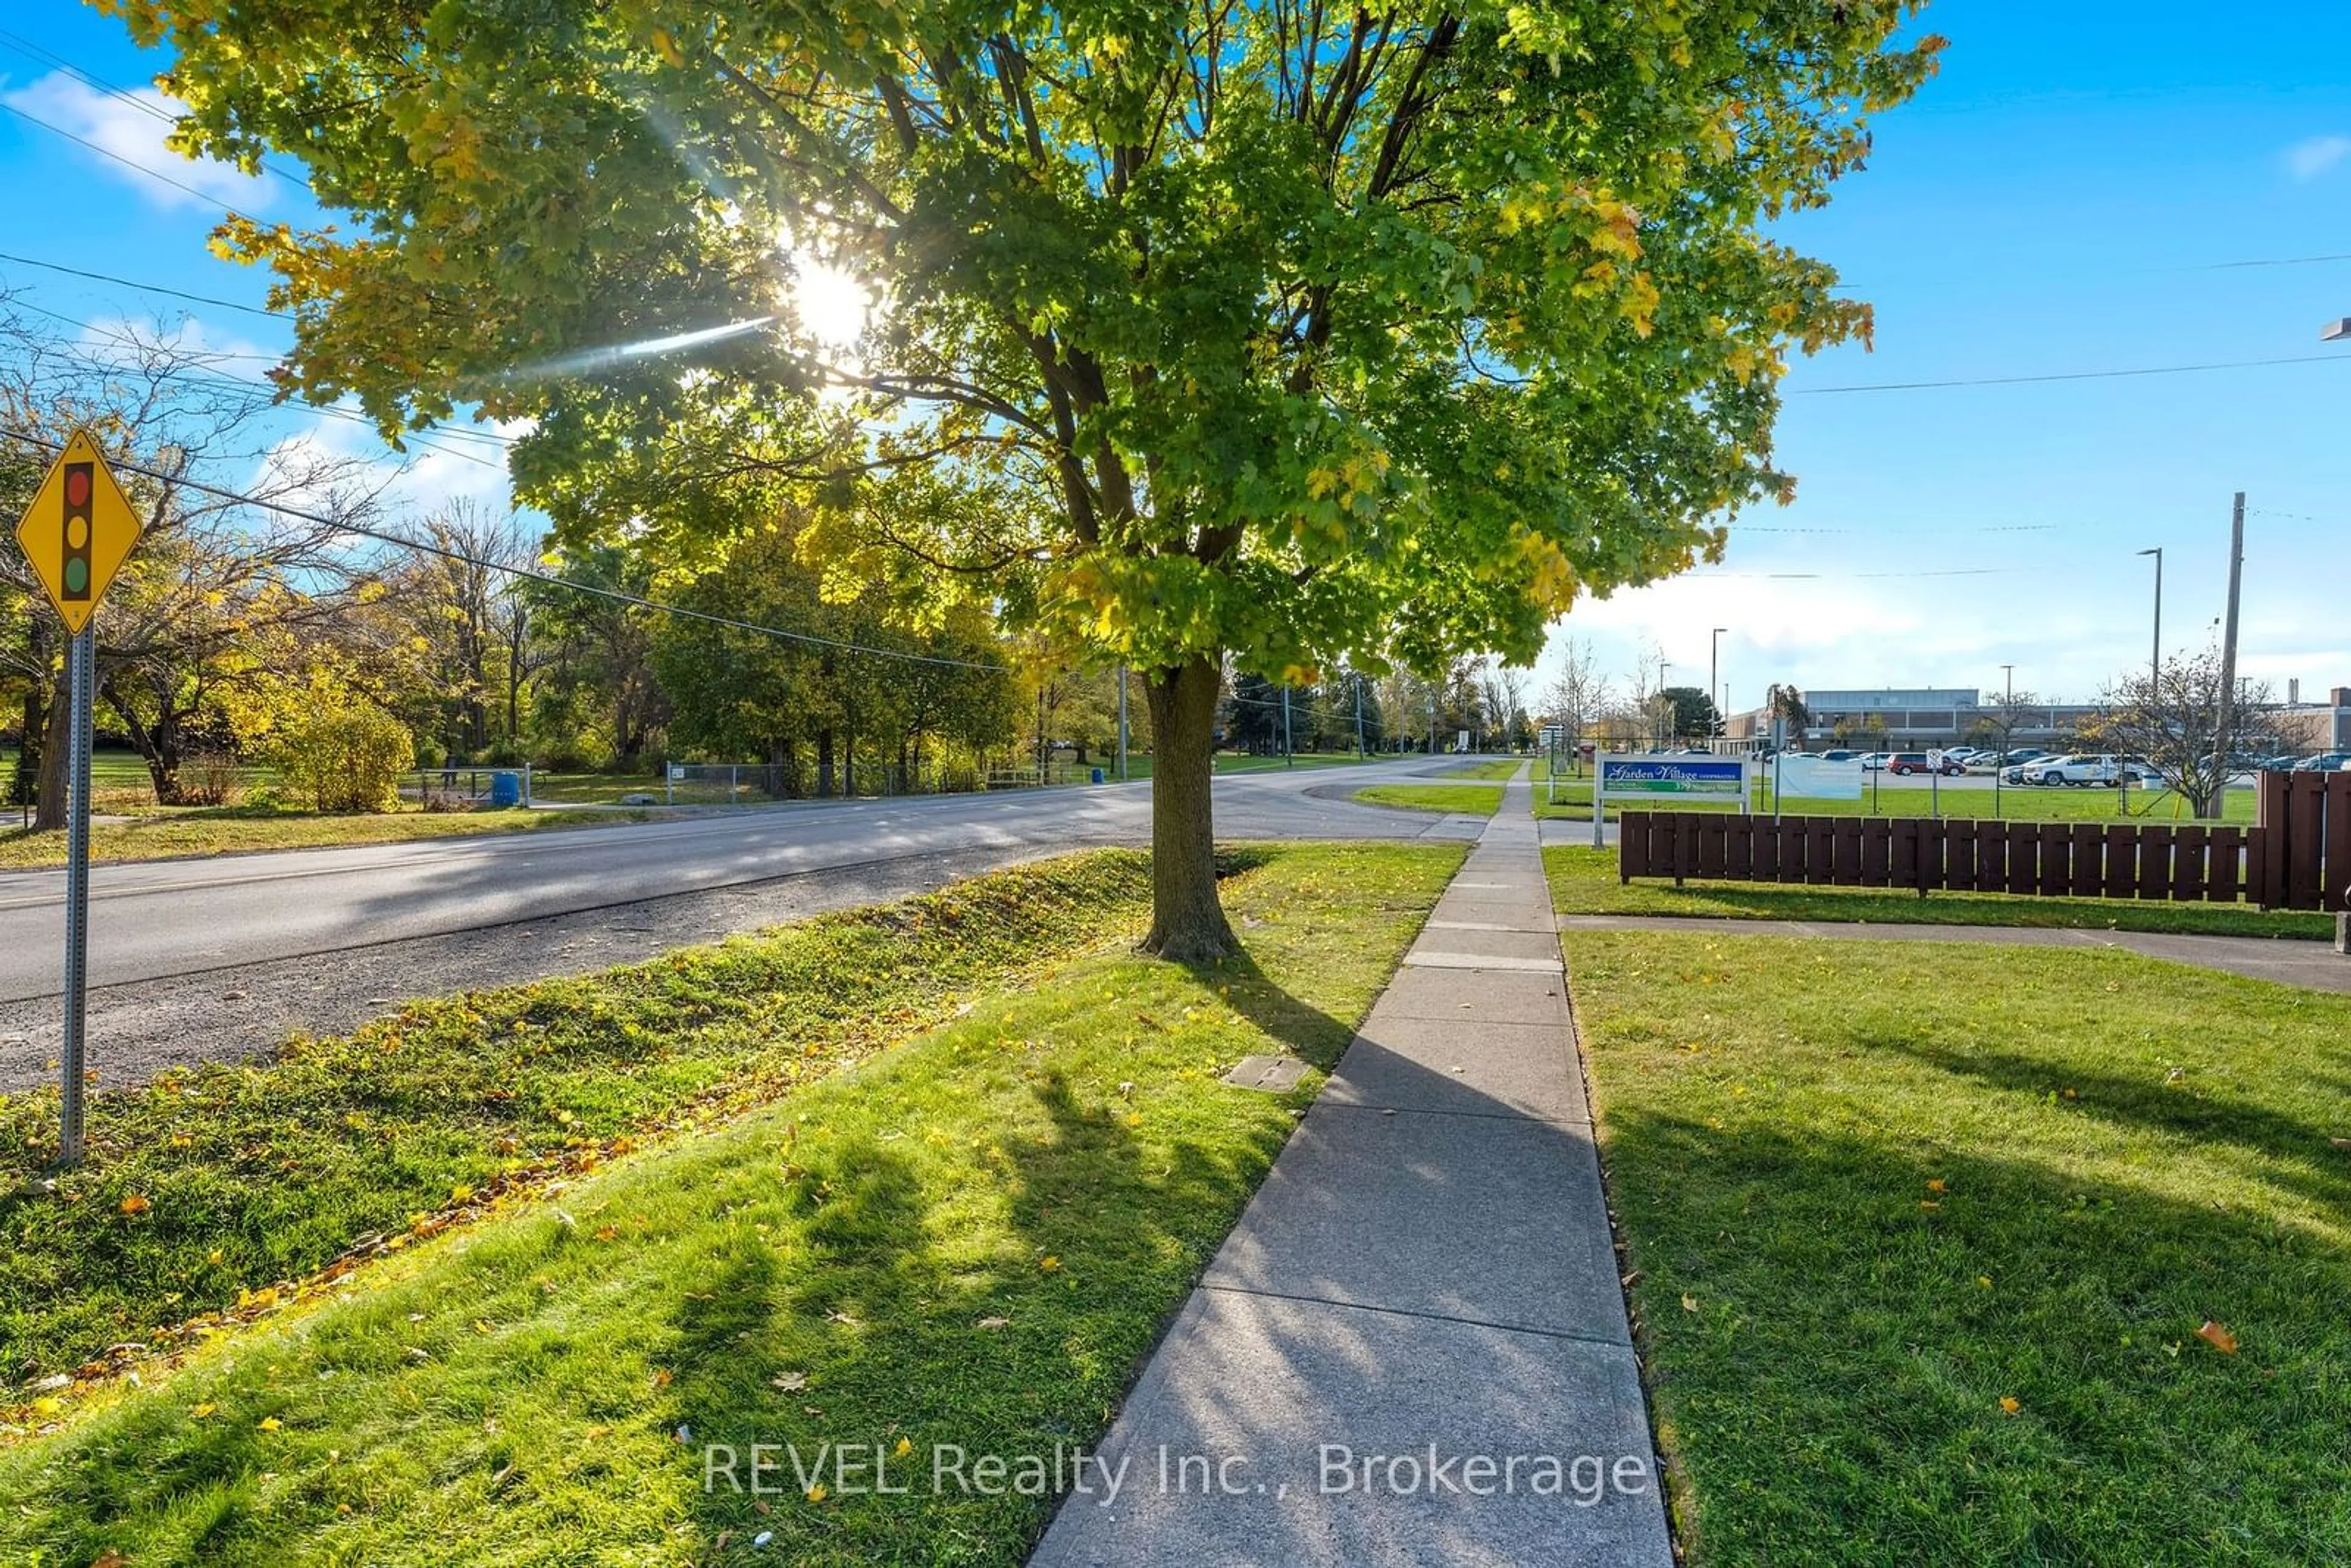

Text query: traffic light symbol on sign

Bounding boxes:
[61,463,93,601]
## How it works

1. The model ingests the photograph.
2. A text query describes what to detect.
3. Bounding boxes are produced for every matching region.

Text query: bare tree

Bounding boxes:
[0,304,391,819]
[2086,643,2273,818]
[1542,639,1611,774]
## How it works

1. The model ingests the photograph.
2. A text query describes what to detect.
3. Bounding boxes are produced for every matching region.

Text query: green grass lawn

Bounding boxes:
[0,841,1463,1565]
[0,803,646,870]
[1533,778,2258,825]
[1543,844,2334,940]
[1567,929,2351,1563]
[1438,759,1523,781]
[1352,782,1504,814]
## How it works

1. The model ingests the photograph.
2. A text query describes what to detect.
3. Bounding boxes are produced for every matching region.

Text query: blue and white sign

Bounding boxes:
[1592,753,1752,846]
[1772,754,1864,801]
[1597,756,1749,797]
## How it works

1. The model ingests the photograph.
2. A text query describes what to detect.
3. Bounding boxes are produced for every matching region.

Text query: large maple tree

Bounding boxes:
[113,0,1939,957]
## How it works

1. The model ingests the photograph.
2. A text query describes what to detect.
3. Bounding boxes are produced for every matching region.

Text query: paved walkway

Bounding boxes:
[1554,913,2351,994]
[1031,769,1671,1567]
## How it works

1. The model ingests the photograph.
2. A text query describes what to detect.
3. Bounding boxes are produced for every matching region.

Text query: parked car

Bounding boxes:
[1886,752,1964,776]
[1859,752,1888,771]
[1943,746,1982,763]
[1996,748,2048,767]
[2255,753,2302,771]
[2293,751,2351,771]
[2027,754,2123,787]
[1817,749,1858,763]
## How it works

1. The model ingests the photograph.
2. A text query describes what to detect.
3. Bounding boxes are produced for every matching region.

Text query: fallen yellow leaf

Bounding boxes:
[1681,1294,1699,1313]
[2195,1319,2239,1354]
[805,1483,827,1502]
[190,1403,217,1419]
[1039,1256,1062,1274]
[894,1436,913,1458]
[119,1195,151,1215]
[258,1416,282,1432]
[30,1396,62,1416]
[1999,1397,2020,1415]
[1925,1179,1947,1195]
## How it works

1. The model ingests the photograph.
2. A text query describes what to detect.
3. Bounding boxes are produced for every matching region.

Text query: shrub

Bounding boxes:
[272,707,414,813]
[181,749,242,808]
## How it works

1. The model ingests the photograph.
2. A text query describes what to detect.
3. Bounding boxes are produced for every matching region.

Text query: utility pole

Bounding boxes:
[2213,493,2245,815]
[1281,685,1293,766]
[2135,548,2162,693]
[1428,687,1436,755]
[1709,627,1728,751]
[1354,675,1365,758]
[1116,664,1129,781]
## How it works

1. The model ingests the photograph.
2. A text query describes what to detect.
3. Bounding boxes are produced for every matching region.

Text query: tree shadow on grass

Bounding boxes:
[1599,1103,2351,1566]
[675,936,1357,1566]
[1866,1033,2351,1212]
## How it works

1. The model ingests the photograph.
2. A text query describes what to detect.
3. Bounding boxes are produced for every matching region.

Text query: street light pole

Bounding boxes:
[1658,660,1673,749]
[1997,663,2015,819]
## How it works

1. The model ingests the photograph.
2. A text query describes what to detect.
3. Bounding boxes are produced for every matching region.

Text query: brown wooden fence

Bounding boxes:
[1619,773,2351,910]
[2257,769,2351,912]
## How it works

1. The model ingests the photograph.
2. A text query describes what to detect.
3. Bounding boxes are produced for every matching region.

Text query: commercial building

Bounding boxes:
[1720,681,2351,756]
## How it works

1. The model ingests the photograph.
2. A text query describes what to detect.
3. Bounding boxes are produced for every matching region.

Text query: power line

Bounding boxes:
[0,249,293,323]
[7,296,520,469]
[0,424,1005,672]
[1793,353,2351,396]
[0,97,268,217]
[0,28,312,189]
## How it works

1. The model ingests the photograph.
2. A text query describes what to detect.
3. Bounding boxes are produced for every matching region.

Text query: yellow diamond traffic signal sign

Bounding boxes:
[13,429,143,636]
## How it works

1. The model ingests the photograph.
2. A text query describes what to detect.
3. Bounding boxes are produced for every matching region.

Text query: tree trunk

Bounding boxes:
[1140,656,1235,962]
[816,729,836,798]
[32,688,72,833]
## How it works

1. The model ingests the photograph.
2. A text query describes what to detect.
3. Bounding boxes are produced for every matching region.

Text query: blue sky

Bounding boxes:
[1,0,2345,709]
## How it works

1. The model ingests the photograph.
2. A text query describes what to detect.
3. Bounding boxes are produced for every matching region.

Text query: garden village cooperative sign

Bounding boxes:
[1591,754,1753,847]
[11,429,145,1166]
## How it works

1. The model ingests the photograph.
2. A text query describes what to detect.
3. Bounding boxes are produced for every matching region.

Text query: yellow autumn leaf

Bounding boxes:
[1925,1179,1947,1195]
[893,1436,913,1458]
[1038,1256,1062,1273]
[451,1184,474,1203]
[30,1396,63,1416]
[190,1403,217,1419]
[258,1416,283,1431]
[119,1194,151,1215]
[806,1483,828,1502]
[1680,1294,1698,1313]
[1998,1397,2020,1415]
[2195,1319,2239,1354]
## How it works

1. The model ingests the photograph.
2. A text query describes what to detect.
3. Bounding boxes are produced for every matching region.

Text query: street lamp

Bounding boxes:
[1996,663,2015,819]
[1658,660,1673,749]
[2134,548,2162,696]
[1709,627,1728,751]
[2322,318,2351,342]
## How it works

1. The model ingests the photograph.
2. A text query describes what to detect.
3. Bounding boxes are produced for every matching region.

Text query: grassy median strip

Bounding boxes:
[1567,930,2351,1564]
[1439,759,1522,781]
[0,852,1170,1381]
[0,840,1461,1566]
[0,804,648,870]
[1544,844,2334,940]
[1352,783,1503,814]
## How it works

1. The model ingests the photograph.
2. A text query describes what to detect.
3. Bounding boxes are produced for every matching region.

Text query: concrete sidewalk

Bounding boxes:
[1554,912,2351,994]
[1030,770,1671,1567]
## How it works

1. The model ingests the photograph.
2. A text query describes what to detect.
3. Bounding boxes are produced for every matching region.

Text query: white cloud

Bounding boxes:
[0,72,272,213]
[2284,133,2351,182]
[250,413,521,531]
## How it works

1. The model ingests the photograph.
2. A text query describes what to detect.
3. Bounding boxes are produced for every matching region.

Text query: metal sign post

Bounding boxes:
[13,430,145,1168]
[59,628,93,1164]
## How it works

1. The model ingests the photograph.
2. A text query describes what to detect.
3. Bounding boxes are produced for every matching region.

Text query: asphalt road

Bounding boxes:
[0,757,1493,1090]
